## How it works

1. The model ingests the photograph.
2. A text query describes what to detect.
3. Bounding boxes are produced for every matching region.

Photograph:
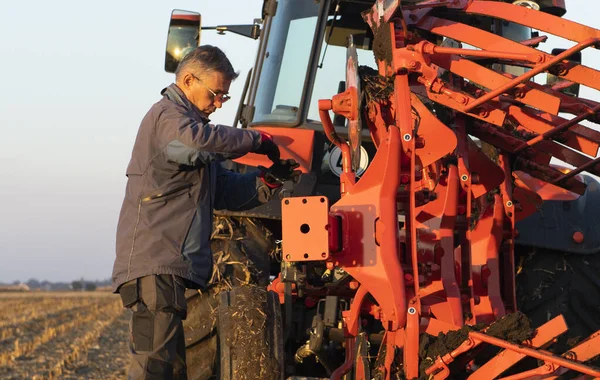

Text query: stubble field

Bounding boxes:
[0,292,130,380]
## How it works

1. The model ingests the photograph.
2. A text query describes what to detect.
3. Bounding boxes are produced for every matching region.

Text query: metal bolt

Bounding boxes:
[506,201,513,208]
[408,307,416,315]
[514,89,525,99]
[403,133,412,141]
[461,174,469,182]
[572,231,584,244]
[564,351,577,360]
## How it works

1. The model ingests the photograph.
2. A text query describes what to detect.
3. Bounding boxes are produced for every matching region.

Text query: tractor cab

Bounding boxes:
[165,1,378,131]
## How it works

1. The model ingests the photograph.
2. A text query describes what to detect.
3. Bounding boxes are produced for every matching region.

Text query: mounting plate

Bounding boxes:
[282,196,330,262]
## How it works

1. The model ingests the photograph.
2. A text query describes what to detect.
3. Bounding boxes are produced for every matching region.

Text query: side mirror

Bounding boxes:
[165,10,201,73]
[546,48,581,98]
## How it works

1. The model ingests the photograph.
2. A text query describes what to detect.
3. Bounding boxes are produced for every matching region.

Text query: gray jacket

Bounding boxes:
[112,84,272,292]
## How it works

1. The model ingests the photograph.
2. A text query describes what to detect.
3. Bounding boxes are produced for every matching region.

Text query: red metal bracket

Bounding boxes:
[281,196,331,262]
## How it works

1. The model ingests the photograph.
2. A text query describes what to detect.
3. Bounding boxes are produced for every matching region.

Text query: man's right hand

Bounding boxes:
[254,132,280,163]
[259,159,301,188]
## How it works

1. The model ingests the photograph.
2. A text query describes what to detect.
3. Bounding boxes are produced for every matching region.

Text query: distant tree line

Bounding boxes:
[71,281,97,291]
[0,278,112,291]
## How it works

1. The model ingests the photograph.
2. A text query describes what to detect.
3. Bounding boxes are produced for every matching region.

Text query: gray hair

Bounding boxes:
[175,45,239,81]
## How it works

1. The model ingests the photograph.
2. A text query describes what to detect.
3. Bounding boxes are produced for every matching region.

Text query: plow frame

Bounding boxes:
[280,0,600,379]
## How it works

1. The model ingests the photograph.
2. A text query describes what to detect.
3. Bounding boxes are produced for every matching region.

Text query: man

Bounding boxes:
[112,45,299,379]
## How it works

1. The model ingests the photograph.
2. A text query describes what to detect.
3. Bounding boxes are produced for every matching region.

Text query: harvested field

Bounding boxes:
[0,292,130,380]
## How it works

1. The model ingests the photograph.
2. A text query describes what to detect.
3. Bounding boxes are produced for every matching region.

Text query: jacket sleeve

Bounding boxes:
[214,164,276,211]
[165,140,212,167]
[155,102,261,156]
[165,141,246,167]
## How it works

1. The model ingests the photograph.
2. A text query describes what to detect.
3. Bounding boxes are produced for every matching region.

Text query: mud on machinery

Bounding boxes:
[165,1,600,379]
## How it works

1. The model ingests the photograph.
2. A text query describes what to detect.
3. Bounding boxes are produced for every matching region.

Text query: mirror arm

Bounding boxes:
[201,24,261,40]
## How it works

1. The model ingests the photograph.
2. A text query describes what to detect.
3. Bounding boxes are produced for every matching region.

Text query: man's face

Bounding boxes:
[180,71,231,117]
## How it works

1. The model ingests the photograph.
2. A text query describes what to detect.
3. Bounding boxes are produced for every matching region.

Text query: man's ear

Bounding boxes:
[180,72,195,89]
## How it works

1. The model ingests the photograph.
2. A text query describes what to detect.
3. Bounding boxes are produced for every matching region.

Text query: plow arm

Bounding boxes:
[282,1,600,379]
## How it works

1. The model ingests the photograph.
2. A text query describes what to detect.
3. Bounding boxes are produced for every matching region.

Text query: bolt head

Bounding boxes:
[403,133,412,141]
[572,231,584,244]
[461,174,469,182]
[564,351,577,360]
[506,201,513,208]
[408,307,416,315]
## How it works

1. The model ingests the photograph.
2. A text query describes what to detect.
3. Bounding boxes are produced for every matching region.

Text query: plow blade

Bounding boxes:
[407,11,600,195]
[424,316,600,379]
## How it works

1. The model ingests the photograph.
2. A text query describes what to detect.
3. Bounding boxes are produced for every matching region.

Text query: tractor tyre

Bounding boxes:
[516,248,600,357]
[218,285,284,380]
[186,334,218,380]
[183,217,275,380]
[184,287,220,380]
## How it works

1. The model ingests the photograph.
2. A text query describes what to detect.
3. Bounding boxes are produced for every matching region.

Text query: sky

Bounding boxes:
[0,1,599,283]
[0,0,262,282]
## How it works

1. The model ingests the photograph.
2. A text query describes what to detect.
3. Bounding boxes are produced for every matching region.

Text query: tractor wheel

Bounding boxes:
[186,334,218,380]
[184,287,220,380]
[218,285,284,380]
[516,248,600,357]
[183,217,276,380]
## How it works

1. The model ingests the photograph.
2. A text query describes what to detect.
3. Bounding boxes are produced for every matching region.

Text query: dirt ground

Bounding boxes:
[2,249,598,380]
[0,292,130,380]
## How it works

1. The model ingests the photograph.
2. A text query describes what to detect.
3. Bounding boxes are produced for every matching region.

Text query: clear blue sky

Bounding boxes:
[0,1,598,283]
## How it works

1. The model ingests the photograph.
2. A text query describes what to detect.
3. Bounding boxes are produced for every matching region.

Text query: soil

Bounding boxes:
[485,312,533,343]
[61,310,131,379]
[418,312,533,378]
[0,292,130,380]
[371,17,393,66]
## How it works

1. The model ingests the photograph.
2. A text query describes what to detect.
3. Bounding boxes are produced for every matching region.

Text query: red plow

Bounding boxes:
[280,0,600,378]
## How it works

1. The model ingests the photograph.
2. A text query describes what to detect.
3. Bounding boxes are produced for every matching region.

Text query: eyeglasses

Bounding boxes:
[191,74,231,103]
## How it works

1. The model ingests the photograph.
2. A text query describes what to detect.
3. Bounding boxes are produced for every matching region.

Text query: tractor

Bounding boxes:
[165,1,600,379]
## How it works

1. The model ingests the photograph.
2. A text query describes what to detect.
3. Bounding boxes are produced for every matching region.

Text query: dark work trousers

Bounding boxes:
[119,274,188,380]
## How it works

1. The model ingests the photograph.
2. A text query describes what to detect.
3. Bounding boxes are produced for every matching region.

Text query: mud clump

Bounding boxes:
[373,18,393,66]
[418,312,533,377]
[419,326,474,361]
[485,312,533,343]
[361,8,393,67]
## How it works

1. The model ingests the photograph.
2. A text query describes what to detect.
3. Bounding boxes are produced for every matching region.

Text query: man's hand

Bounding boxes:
[259,159,301,188]
[254,132,280,163]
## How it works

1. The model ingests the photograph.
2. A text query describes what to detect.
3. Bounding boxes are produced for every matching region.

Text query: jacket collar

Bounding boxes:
[161,83,210,123]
